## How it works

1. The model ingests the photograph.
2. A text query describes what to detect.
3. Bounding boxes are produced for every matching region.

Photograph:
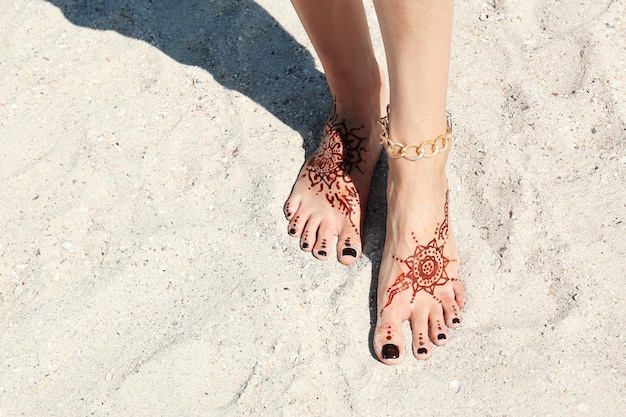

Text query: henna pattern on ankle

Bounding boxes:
[381,191,458,314]
[302,103,368,234]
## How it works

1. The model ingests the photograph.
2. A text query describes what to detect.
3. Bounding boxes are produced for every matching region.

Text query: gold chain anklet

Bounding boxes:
[378,109,452,161]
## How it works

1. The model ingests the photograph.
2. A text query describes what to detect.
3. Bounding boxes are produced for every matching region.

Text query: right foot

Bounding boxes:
[284,71,387,265]
[372,112,467,364]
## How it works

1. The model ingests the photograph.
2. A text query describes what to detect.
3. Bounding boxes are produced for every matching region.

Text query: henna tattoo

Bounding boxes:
[452,305,461,324]
[341,237,357,257]
[381,191,458,314]
[416,332,428,355]
[436,320,446,340]
[438,196,449,242]
[317,239,329,257]
[302,103,368,234]
[289,215,300,235]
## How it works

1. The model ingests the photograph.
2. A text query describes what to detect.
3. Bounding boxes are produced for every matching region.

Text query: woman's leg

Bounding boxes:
[285,0,387,265]
[371,0,467,363]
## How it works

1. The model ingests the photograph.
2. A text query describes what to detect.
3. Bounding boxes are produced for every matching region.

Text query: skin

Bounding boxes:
[285,0,386,266]
[286,0,467,363]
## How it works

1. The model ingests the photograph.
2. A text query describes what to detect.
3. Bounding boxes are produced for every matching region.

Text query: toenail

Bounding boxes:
[417,347,428,355]
[289,228,296,235]
[317,250,327,257]
[382,344,399,359]
[438,333,447,340]
[342,247,357,257]
[452,318,460,324]
[302,242,309,249]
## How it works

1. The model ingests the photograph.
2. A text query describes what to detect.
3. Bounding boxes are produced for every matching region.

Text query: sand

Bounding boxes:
[1,0,625,416]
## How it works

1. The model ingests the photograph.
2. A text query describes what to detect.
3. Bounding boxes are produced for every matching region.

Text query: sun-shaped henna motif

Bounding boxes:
[306,129,344,189]
[302,102,368,232]
[381,191,457,313]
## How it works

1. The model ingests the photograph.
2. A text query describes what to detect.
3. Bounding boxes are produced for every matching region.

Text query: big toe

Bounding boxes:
[374,318,406,365]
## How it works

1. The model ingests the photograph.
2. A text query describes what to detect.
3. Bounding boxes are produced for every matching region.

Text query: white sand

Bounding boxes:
[1,0,625,415]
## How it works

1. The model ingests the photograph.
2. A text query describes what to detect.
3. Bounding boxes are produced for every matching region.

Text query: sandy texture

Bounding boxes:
[1,0,625,416]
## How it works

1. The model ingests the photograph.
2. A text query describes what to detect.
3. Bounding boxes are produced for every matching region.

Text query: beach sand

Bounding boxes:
[1,0,625,415]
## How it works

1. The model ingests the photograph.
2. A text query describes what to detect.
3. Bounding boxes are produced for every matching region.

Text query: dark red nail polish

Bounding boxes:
[317,250,327,257]
[438,333,446,340]
[302,242,309,249]
[452,318,460,324]
[417,347,428,355]
[382,344,399,359]
[342,247,357,257]
[289,228,296,235]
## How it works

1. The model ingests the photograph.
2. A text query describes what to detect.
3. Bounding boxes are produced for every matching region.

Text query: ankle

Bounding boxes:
[387,157,448,188]
[328,64,384,118]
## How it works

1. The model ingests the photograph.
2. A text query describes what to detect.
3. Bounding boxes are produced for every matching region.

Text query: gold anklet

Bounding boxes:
[378,109,452,161]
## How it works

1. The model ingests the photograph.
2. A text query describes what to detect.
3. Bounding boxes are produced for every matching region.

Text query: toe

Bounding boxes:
[300,218,320,252]
[301,237,312,251]
[438,280,465,328]
[312,227,332,260]
[374,321,405,365]
[441,297,462,329]
[287,212,305,238]
[429,312,448,346]
[454,280,468,309]
[336,228,362,266]
[410,310,433,360]
[283,196,300,221]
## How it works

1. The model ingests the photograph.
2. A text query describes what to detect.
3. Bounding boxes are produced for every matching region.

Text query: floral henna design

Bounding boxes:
[381,191,458,314]
[302,103,368,233]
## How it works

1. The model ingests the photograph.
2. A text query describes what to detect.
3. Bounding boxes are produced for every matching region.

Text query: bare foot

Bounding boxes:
[284,100,382,265]
[373,157,467,364]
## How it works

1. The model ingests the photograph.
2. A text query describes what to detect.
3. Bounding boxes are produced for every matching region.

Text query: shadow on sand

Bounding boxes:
[46,0,387,361]
[45,0,331,143]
